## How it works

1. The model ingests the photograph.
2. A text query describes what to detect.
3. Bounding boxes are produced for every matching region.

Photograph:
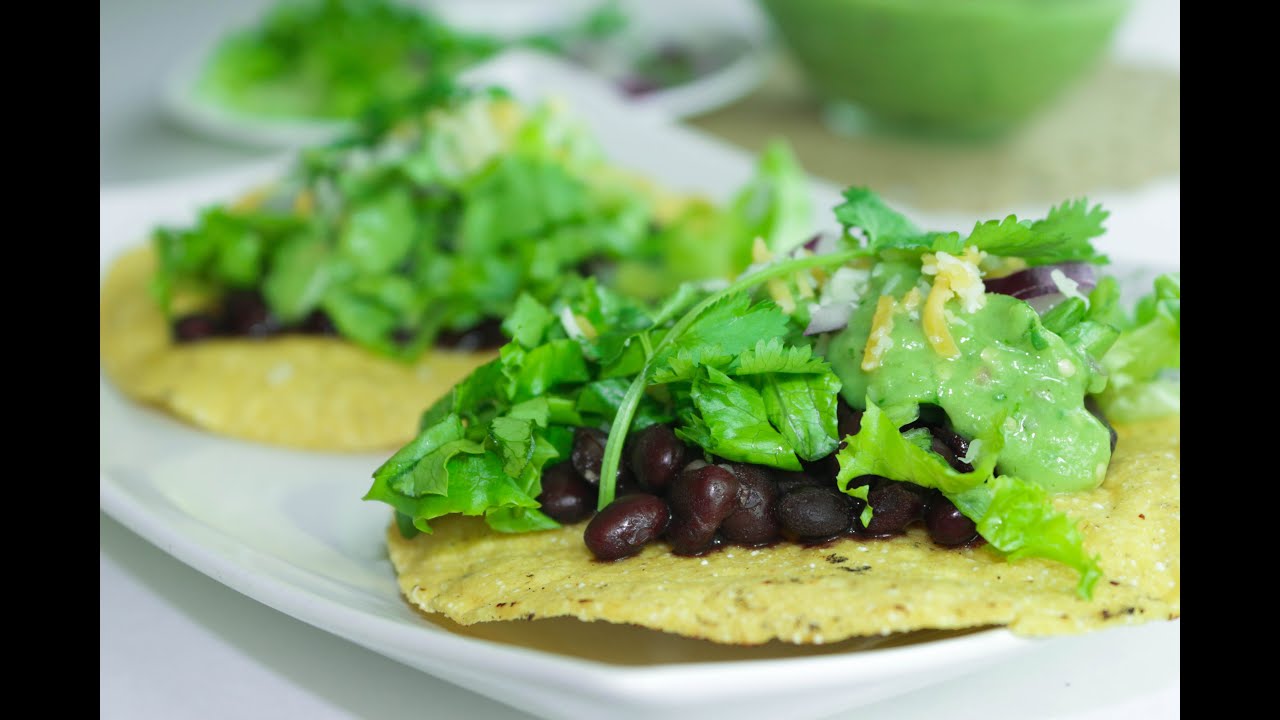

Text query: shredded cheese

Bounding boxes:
[861,295,898,371]
[982,256,1028,279]
[923,276,961,359]
[754,237,800,313]
[293,190,314,216]
[899,287,923,319]
[919,246,987,359]
[575,313,599,340]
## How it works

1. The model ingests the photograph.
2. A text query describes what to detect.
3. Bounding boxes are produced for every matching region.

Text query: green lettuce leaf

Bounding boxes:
[834,400,999,496]
[950,476,1102,599]
[1095,273,1180,421]
[836,400,1101,599]
[731,139,812,255]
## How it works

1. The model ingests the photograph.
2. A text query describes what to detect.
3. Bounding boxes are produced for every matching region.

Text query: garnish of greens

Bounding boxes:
[365,187,1181,600]
[151,76,812,360]
[196,0,686,121]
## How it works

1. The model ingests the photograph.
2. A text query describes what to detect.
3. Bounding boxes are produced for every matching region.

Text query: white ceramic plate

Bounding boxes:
[163,1,768,150]
[108,51,1179,720]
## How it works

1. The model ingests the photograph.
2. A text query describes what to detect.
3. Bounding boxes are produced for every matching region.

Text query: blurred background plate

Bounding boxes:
[426,0,771,119]
[161,0,770,150]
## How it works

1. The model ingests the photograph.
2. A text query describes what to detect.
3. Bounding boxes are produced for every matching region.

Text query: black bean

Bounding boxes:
[572,428,621,486]
[435,317,508,351]
[172,313,222,342]
[773,470,827,496]
[223,290,280,337]
[391,327,417,346]
[584,494,670,561]
[837,400,864,441]
[776,485,852,540]
[930,426,974,473]
[862,479,928,537]
[536,462,596,524]
[666,463,739,555]
[1085,395,1118,453]
[924,493,980,547]
[301,309,338,336]
[901,404,947,432]
[575,255,615,279]
[719,463,780,544]
[800,453,841,484]
[628,424,687,494]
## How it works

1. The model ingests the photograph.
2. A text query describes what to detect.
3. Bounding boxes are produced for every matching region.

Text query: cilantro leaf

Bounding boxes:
[371,414,485,497]
[262,234,333,322]
[833,186,921,247]
[966,199,1110,265]
[685,367,801,470]
[657,292,790,370]
[499,339,590,402]
[757,370,841,462]
[731,337,831,375]
[502,293,556,349]
[365,451,540,534]
[339,188,416,274]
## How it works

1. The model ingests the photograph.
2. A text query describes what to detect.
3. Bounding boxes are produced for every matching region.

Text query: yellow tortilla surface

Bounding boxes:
[100,246,493,451]
[388,417,1179,644]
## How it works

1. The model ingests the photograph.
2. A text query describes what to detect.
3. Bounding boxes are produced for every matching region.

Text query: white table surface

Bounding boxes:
[101,1,1180,717]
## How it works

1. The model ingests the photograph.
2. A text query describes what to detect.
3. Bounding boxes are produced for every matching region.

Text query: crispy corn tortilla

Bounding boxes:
[388,417,1179,644]
[100,246,493,451]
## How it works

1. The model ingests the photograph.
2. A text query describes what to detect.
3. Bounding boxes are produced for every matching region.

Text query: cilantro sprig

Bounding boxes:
[833,186,1110,266]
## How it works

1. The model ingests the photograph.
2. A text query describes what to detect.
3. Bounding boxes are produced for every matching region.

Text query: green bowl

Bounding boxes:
[758,0,1133,138]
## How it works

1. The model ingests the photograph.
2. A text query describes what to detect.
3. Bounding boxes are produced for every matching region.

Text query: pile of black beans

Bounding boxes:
[534,402,988,562]
[170,290,507,350]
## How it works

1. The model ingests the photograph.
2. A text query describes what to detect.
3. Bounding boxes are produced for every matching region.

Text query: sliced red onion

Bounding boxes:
[804,302,853,335]
[1026,293,1068,315]
[984,262,1097,306]
[798,231,838,257]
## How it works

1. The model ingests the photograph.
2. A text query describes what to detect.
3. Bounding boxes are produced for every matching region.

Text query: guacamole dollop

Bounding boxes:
[827,262,1111,494]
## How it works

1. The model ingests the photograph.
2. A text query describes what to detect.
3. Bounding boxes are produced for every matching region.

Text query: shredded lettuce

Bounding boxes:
[731,139,813,255]
[951,477,1102,599]
[834,400,1000,497]
[1094,273,1180,422]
